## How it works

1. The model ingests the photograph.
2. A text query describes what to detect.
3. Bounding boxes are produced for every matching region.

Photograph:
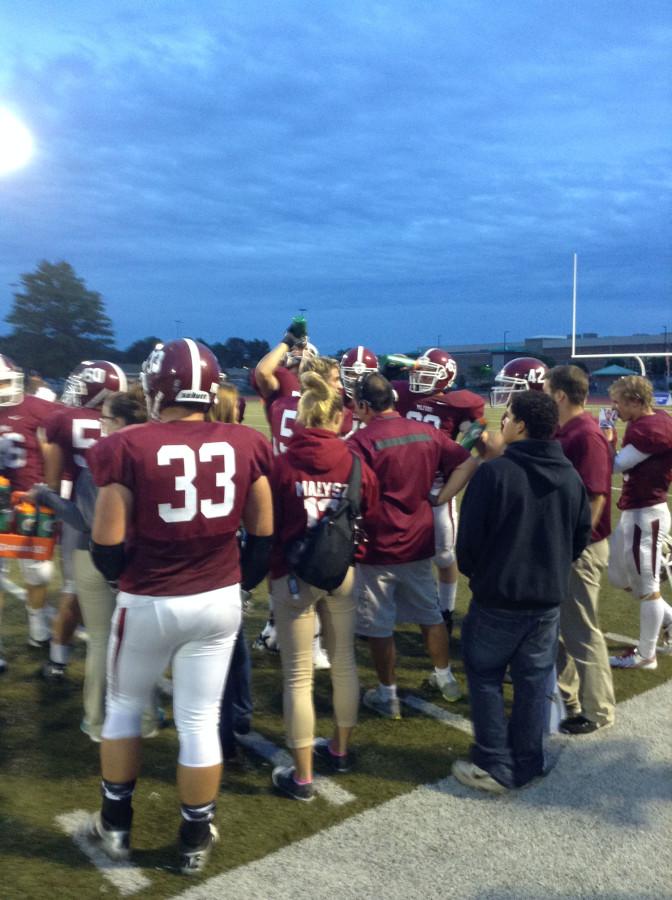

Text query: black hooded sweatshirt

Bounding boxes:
[456,439,592,611]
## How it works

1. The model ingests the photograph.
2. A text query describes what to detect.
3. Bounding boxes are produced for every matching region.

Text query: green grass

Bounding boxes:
[0,397,669,897]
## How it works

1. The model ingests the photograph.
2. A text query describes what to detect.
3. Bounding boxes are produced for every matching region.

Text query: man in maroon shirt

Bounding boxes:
[0,353,56,649]
[348,373,478,718]
[604,376,672,670]
[545,366,615,734]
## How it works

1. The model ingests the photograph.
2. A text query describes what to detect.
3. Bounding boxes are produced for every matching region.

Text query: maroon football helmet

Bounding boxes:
[0,353,24,407]
[409,348,457,394]
[61,360,127,408]
[340,346,379,398]
[490,357,548,406]
[141,339,220,419]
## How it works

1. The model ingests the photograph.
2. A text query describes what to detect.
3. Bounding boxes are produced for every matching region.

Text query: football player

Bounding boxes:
[490,357,549,407]
[251,316,317,424]
[394,348,485,633]
[41,360,128,680]
[0,353,56,651]
[604,376,672,669]
[340,346,379,437]
[86,338,273,874]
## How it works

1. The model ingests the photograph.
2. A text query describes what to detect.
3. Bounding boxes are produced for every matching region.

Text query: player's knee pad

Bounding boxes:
[101,706,143,740]
[19,558,53,586]
[433,547,456,569]
[177,727,223,768]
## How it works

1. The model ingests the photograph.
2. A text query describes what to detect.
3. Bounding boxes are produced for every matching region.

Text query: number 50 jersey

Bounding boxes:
[89,420,273,596]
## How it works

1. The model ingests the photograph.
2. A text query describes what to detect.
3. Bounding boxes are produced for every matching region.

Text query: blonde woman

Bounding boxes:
[270,371,378,801]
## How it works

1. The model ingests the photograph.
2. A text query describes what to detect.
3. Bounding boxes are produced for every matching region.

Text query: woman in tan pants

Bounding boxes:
[269,370,378,801]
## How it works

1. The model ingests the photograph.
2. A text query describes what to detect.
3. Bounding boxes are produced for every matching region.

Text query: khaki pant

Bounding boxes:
[273,569,359,750]
[557,538,615,726]
[73,550,159,740]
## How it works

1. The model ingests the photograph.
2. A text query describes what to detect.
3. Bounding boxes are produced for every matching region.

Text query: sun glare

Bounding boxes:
[0,108,34,175]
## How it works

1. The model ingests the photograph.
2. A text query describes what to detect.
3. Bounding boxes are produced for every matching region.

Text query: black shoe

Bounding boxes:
[559,714,612,735]
[41,661,66,682]
[271,766,315,802]
[313,738,354,774]
[178,823,219,875]
[441,609,453,638]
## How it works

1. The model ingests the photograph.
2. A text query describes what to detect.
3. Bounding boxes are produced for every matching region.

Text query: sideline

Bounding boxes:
[173,680,672,900]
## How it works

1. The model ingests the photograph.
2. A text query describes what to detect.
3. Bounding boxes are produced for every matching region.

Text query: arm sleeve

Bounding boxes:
[613,444,651,473]
[455,464,492,578]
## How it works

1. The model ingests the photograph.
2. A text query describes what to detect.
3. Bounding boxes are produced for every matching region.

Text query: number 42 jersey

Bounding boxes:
[89,420,272,596]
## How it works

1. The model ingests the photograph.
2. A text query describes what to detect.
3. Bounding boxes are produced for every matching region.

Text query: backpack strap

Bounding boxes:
[346,453,362,518]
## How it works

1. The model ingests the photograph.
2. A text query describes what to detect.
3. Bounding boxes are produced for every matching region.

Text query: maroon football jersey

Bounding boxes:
[394,382,484,440]
[89,420,273,595]
[270,395,300,456]
[619,411,672,510]
[0,394,54,491]
[270,395,354,455]
[556,412,612,542]
[46,406,102,481]
[348,411,470,564]
[250,366,301,424]
[270,427,379,578]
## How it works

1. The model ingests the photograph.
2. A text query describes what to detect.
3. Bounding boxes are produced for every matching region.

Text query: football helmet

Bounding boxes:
[141,338,220,419]
[285,341,318,370]
[340,346,379,398]
[490,357,548,406]
[409,348,457,394]
[62,360,127,408]
[0,354,24,407]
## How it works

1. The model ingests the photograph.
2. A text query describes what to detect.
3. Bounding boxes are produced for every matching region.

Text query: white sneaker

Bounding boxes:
[609,647,657,670]
[429,668,462,702]
[313,638,330,670]
[452,759,508,794]
[362,685,401,720]
[252,619,279,652]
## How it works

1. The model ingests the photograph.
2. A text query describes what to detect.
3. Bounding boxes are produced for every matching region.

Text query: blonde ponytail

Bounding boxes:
[298,371,343,428]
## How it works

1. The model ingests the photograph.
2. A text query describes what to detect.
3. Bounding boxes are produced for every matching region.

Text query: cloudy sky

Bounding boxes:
[0,1,670,354]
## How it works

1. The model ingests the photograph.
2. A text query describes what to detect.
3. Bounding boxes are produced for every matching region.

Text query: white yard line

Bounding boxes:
[55,810,151,896]
[400,693,474,735]
[235,729,356,806]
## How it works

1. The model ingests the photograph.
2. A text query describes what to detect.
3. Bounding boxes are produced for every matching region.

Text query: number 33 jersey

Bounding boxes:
[89,420,273,596]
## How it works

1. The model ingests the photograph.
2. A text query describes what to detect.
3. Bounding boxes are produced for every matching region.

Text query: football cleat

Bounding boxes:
[178,823,219,876]
[87,811,131,861]
[609,648,657,670]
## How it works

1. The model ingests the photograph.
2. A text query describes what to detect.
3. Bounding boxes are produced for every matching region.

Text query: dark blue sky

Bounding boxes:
[1,1,670,354]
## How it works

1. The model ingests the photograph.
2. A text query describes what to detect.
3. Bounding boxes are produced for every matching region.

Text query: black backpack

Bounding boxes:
[286,454,363,592]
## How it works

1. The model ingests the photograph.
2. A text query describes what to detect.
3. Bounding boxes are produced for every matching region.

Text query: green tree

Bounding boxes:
[3,261,116,377]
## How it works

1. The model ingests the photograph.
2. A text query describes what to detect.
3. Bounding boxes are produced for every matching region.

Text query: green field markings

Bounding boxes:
[56,810,151,896]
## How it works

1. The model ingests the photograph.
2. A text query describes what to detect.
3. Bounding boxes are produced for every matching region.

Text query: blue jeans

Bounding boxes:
[461,602,560,789]
[219,625,253,758]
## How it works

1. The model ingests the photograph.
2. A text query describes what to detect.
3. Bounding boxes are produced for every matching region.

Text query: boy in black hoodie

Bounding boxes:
[453,391,591,793]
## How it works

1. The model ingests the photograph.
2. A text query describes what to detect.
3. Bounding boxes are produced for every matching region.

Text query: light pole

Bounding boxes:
[503,330,509,351]
[664,325,670,383]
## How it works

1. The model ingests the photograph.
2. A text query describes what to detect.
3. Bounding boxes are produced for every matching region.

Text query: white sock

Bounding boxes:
[434,664,453,679]
[660,600,672,627]
[379,683,397,699]
[639,598,664,659]
[438,582,457,612]
[50,642,70,665]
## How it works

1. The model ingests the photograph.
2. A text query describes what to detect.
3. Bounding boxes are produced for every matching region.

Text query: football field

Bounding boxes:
[0,399,670,899]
